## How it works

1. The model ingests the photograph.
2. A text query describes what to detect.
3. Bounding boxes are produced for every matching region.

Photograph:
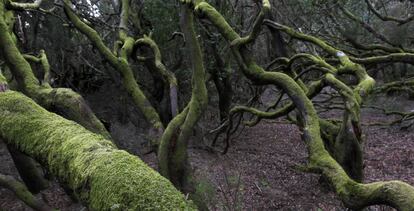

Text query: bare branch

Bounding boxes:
[365,0,414,25]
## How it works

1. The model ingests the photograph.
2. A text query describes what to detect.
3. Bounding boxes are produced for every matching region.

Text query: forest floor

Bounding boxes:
[0,96,413,210]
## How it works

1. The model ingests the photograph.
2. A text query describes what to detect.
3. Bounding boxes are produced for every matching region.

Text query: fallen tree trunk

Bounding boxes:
[0,91,195,210]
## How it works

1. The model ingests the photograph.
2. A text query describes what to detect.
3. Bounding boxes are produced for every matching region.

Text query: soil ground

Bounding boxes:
[0,96,413,210]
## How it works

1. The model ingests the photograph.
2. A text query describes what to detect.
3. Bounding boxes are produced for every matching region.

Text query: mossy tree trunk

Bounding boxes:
[156,2,209,208]
[0,90,195,210]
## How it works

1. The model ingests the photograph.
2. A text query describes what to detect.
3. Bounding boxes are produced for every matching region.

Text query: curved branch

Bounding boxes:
[351,53,414,65]
[135,36,179,117]
[23,50,51,86]
[339,6,396,46]
[6,0,44,10]
[63,0,164,136]
[264,20,375,99]
[230,0,270,47]
[364,0,414,25]
[188,1,414,210]
[343,34,407,54]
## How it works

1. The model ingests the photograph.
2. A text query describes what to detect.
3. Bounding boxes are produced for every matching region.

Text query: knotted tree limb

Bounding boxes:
[135,35,179,118]
[264,20,372,181]
[127,1,180,123]
[0,173,54,211]
[230,0,270,47]
[185,1,414,209]
[230,80,324,127]
[0,91,196,210]
[23,50,51,86]
[63,0,164,140]
[265,20,376,100]
[364,0,414,25]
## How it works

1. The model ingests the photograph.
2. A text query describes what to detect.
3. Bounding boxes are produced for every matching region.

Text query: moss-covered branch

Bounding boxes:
[158,1,208,193]
[63,0,164,137]
[135,35,179,117]
[351,53,414,65]
[230,0,270,47]
[0,70,49,193]
[6,0,44,10]
[0,173,54,211]
[0,1,110,138]
[23,50,51,86]
[0,91,196,210]
[265,20,375,98]
[186,1,414,209]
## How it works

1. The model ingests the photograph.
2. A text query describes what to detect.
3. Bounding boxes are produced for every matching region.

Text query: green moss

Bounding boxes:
[64,0,164,134]
[0,91,196,210]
